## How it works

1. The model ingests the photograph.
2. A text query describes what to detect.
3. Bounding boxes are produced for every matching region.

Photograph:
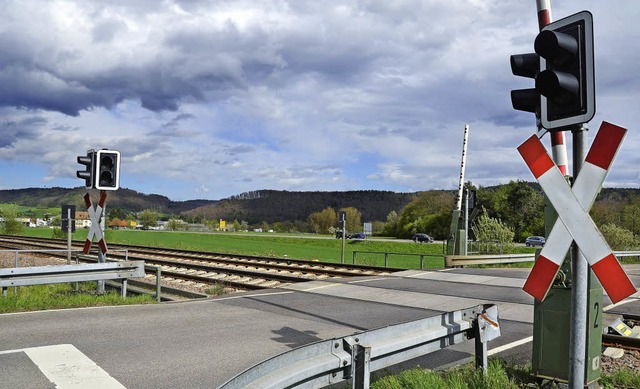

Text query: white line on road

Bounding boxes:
[488,336,533,356]
[1,344,126,389]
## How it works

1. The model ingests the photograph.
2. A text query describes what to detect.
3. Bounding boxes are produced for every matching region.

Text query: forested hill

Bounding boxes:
[0,187,419,223]
[183,190,419,223]
[0,187,210,215]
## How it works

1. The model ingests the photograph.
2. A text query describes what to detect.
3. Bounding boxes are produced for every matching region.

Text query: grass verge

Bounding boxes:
[0,282,155,313]
[370,359,640,389]
[371,360,530,389]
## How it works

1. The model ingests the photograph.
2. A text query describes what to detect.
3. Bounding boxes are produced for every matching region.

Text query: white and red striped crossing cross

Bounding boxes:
[83,191,108,255]
[518,121,637,304]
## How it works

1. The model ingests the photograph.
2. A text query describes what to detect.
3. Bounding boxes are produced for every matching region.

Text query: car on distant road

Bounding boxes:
[350,232,366,240]
[335,230,349,239]
[412,233,434,243]
[525,236,546,247]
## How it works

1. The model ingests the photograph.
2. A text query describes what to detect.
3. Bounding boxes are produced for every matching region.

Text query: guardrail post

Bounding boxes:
[121,279,128,298]
[155,266,162,302]
[14,251,18,294]
[474,322,488,374]
[384,253,388,268]
[352,343,371,389]
[473,305,500,375]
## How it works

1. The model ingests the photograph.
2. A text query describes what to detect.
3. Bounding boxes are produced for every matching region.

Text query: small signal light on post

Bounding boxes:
[94,149,120,190]
[76,150,95,189]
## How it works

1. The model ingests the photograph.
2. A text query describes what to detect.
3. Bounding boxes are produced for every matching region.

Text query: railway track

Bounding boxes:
[0,235,399,296]
[603,313,640,351]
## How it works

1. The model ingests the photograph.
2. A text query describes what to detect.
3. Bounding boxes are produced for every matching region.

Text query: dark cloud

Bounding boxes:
[0,116,46,147]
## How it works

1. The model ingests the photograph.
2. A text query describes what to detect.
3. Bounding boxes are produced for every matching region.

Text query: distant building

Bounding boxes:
[75,211,91,228]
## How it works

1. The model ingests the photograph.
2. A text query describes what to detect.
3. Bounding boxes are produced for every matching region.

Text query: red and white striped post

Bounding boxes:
[536,0,568,176]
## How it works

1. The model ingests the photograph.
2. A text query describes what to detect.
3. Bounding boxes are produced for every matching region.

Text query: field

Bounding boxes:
[20,227,537,269]
[0,203,59,218]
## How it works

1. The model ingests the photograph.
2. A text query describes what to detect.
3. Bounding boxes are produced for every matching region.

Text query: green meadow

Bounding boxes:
[20,227,537,269]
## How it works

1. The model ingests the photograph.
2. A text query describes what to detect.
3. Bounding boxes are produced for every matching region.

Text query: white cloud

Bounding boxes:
[0,1,639,200]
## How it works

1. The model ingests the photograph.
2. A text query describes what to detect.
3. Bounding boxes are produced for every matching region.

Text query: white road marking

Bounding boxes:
[1,344,126,388]
[488,336,533,356]
[603,296,640,312]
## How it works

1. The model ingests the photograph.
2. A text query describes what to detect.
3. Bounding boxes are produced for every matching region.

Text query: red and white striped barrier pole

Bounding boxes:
[518,123,637,304]
[536,0,568,176]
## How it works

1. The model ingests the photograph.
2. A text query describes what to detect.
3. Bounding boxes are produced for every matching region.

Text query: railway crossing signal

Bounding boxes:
[95,149,120,190]
[83,192,108,255]
[510,53,540,115]
[536,11,595,130]
[510,11,595,130]
[518,122,636,303]
[76,150,95,189]
[76,149,121,191]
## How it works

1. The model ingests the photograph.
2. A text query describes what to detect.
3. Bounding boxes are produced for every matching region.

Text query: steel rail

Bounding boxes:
[0,235,401,274]
[0,235,394,292]
[602,333,640,351]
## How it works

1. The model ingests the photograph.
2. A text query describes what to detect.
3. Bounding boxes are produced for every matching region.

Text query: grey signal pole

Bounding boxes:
[569,126,588,389]
[340,216,346,264]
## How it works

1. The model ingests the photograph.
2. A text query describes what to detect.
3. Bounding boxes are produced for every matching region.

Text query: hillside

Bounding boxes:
[0,187,211,215]
[3,185,637,226]
[0,187,419,223]
[183,190,419,223]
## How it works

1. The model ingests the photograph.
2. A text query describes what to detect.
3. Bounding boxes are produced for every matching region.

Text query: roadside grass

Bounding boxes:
[600,367,640,389]
[371,359,532,389]
[370,359,640,389]
[0,282,155,313]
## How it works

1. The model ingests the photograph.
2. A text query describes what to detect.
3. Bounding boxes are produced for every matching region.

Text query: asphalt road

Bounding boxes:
[1,266,639,388]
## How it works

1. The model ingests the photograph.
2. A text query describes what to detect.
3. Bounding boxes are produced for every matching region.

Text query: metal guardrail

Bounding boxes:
[445,253,535,267]
[219,304,500,389]
[77,254,164,302]
[614,251,640,259]
[0,261,145,298]
[352,250,443,269]
[445,251,640,267]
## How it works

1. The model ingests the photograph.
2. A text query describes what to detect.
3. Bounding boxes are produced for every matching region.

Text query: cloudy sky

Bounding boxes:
[1,1,639,201]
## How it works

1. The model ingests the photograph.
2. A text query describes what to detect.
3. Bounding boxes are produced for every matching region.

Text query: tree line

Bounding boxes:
[3,183,640,249]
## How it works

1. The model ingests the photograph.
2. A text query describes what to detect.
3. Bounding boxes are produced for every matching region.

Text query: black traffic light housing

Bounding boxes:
[76,148,121,190]
[536,11,595,130]
[510,53,541,114]
[95,149,121,190]
[510,11,595,131]
[76,150,95,189]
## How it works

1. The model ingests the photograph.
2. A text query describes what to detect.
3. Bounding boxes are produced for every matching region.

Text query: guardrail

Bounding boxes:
[614,251,640,260]
[219,304,500,389]
[445,253,535,267]
[352,251,444,269]
[77,254,165,302]
[0,261,145,298]
[445,250,640,267]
